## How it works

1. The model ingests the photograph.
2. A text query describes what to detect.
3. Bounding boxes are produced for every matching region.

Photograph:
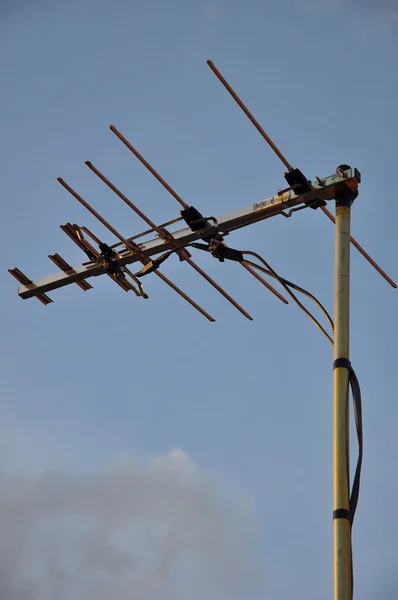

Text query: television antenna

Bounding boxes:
[9,60,396,600]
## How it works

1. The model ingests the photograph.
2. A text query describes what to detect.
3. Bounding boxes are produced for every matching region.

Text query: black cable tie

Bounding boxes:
[333,509,351,521]
[333,358,353,371]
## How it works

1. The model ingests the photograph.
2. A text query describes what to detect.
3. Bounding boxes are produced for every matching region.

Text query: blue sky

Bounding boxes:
[1,0,397,598]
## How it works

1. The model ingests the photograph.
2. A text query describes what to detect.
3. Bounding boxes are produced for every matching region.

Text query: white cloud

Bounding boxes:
[0,450,260,600]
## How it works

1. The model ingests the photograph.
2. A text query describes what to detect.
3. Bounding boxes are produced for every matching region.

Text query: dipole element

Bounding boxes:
[207,60,294,172]
[333,196,354,600]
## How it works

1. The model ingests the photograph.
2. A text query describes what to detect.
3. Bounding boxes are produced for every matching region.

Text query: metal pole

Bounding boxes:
[333,196,354,600]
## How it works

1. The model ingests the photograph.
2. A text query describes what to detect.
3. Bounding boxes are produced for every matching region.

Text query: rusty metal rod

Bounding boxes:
[58,178,139,250]
[86,161,253,319]
[85,162,166,237]
[110,125,188,208]
[81,226,102,246]
[207,60,294,172]
[242,250,333,345]
[243,259,334,331]
[184,257,253,320]
[220,242,288,304]
[320,206,397,289]
[155,271,215,321]
[57,178,215,320]
[240,260,289,304]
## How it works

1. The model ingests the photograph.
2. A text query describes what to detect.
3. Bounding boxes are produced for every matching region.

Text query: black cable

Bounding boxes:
[348,366,363,526]
[344,362,363,598]
[244,252,362,511]
[243,249,362,599]
[241,250,334,345]
[242,258,335,333]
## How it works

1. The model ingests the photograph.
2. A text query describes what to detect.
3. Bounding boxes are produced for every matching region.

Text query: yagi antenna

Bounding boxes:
[109,125,289,304]
[8,62,395,313]
[8,60,396,600]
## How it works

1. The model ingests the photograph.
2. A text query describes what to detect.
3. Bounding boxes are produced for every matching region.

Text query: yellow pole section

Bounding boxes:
[333,202,352,600]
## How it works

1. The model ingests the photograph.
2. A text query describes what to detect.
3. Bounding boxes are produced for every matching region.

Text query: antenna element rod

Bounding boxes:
[110,125,188,208]
[321,206,397,288]
[207,60,294,172]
